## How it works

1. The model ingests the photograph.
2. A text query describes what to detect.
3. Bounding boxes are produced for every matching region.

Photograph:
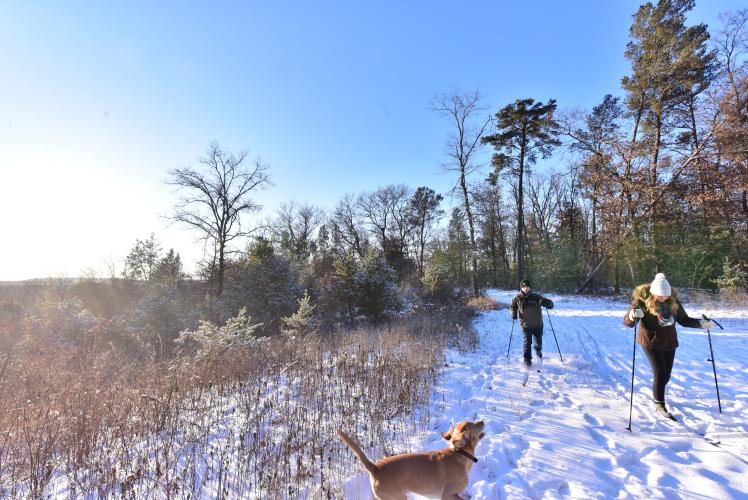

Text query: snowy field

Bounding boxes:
[344,290,748,499]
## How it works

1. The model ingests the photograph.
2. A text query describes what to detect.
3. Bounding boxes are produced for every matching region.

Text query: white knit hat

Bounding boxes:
[650,273,672,296]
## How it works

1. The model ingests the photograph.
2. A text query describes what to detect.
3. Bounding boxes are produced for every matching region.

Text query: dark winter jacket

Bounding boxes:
[510,291,554,329]
[623,284,701,351]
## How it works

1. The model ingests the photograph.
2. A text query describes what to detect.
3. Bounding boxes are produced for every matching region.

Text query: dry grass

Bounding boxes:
[465,294,504,311]
[679,289,748,309]
[0,304,477,498]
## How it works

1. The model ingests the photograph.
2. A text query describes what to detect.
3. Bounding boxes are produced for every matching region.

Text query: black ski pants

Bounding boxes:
[641,346,676,403]
[523,326,543,361]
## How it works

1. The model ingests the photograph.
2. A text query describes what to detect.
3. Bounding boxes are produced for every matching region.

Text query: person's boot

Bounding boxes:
[523,357,532,367]
[655,401,677,421]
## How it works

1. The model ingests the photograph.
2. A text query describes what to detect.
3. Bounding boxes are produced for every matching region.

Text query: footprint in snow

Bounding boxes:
[583,413,603,426]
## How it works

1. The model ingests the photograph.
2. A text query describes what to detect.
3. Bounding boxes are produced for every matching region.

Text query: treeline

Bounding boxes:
[555,2,748,293]
[4,1,747,357]
[433,1,748,294]
[236,1,746,305]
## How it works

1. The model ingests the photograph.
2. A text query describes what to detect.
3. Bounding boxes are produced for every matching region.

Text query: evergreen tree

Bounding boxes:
[282,289,317,337]
[333,253,359,323]
[222,237,302,334]
[409,186,444,279]
[152,249,185,287]
[715,256,748,293]
[421,247,455,300]
[622,0,716,258]
[123,233,162,283]
[482,98,560,286]
[446,208,471,287]
[354,249,401,322]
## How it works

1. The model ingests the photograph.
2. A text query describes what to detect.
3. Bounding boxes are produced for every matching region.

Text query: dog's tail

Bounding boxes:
[336,429,378,476]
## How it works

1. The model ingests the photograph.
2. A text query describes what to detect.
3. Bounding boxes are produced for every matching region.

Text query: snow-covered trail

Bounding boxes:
[345,290,748,499]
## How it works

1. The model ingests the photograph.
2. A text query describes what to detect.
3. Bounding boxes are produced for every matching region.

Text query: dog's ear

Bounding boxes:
[441,428,453,441]
[457,430,471,447]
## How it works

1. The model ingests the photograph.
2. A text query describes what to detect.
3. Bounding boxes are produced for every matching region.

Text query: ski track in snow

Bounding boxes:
[344,290,748,499]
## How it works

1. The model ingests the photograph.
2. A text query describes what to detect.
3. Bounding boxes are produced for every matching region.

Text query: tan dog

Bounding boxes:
[337,420,485,500]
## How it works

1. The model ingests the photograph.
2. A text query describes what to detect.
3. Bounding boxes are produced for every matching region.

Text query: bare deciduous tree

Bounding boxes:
[473,184,509,286]
[357,184,413,255]
[167,142,270,298]
[433,90,492,296]
[331,194,366,258]
[527,172,566,247]
[273,201,325,261]
[482,98,560,286]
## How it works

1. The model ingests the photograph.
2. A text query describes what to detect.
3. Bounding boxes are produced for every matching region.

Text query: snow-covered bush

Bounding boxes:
[221,238,302,333]
[354,249,401,321]
[715,256,747,294]
[174,307,265,359]
[281,289,316,337]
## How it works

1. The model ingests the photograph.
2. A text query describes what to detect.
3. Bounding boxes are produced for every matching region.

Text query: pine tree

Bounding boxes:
[354,249,401,322]
[446,208,471,287]
[482,98,560,286]
[409,187,444,279]
[152,249,185,287]
[282,290,317,337]
[715,256,748,293]
[622,0,716,259]
[422,248,455,300]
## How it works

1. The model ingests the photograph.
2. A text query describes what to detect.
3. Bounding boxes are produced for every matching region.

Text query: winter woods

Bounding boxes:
[1,1,747,498]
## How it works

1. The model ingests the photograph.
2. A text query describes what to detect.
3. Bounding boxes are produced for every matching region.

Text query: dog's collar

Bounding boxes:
[455,448,478,463]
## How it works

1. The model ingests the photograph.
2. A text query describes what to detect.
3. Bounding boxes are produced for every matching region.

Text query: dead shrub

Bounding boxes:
[0,303,476,498]
[465,294,503,311]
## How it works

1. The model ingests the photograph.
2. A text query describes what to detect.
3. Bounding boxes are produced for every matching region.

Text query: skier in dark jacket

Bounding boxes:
[623,273,713,420]
[510,279,554,367]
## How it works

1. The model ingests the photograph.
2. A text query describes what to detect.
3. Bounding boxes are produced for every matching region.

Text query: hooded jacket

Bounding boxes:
[623,284,701,351]
[511,291,553,329]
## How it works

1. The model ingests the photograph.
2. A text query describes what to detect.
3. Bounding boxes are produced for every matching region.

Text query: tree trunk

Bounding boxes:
[489,221,498,286]
[217,234,226,298]
[688,97,709,223]
[517,134,527,285]
[650,106,663,265]
[614,256,620,294]
[418,224,426,279]
[460,173,479,296]
[622,93,644,235]
[591,194,598,292]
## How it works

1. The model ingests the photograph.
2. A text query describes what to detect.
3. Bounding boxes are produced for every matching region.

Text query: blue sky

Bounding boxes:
[0,1,743,280]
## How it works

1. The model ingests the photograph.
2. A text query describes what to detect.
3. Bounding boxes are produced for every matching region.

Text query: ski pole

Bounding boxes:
[626,323,637,432]
[702,314,723,414]
[545,308,563,363]
[506,318,515,359]
[703,314,724,330]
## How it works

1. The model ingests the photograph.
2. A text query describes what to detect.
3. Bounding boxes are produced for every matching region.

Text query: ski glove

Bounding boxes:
[628,308,644,321]
[700,319,714,330]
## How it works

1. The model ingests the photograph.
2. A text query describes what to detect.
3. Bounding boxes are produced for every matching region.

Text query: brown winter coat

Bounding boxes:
[623,284,701,351]
[511,291,554,329]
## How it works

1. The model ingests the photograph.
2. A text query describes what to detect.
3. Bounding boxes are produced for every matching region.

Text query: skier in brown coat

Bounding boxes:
[623,273,714,420]
[511,279,554,367]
